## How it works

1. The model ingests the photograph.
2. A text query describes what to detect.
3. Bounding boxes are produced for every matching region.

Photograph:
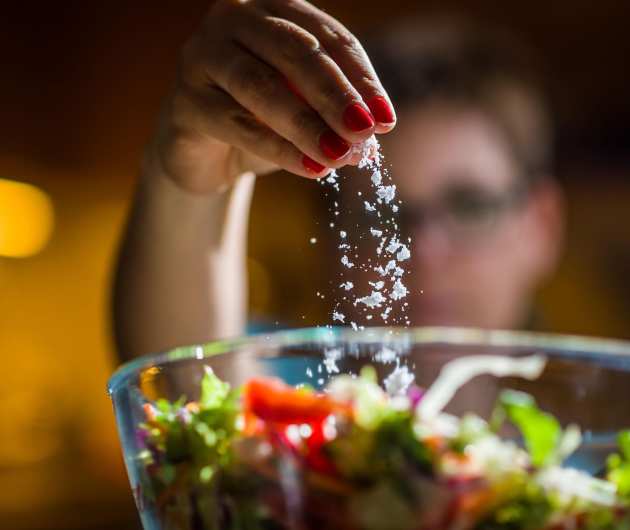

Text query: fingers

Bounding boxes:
[172,85,330,179]
[263,0,396,132]
[230,11,377,143]
[203,42,361,170]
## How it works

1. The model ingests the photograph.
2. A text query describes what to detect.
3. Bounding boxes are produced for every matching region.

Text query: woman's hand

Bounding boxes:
[149,0,396,193]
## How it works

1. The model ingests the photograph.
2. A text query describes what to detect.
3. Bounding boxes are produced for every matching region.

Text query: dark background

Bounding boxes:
[1,1,629,528]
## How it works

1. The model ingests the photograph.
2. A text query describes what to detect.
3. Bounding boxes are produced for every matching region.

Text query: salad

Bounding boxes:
[135,355,630,530]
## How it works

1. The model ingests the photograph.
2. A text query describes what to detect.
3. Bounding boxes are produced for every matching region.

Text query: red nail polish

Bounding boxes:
[319,130,350,160]
[302,155,326,173]
[343,103,375,132]
[367,96,395,124]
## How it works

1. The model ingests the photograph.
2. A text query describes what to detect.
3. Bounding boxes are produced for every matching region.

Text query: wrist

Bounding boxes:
[138,146,255,249]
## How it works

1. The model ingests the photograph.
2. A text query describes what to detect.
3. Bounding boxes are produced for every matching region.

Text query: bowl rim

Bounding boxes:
[107,326,630,397]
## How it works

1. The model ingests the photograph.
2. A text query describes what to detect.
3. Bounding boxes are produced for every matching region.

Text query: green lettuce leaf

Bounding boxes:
[494,390,561,468]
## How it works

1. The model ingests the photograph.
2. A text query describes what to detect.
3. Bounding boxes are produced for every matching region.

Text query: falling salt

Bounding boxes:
[376,185,396,204]
[369,280,384,290]
[364,201,376,212]
[371,170,382,186]
[374,347,398,364]
[355,290,386,309]
[339,230,347,238]
[370,228,383,237]
[340,255,354,268]
[340,281,354,291]
[390,279,408,300]
[309,237,317,244]
[375,259,397,276]
[396,245,411,261]
[332,311,345,323]
[351,322,358,331]
[385,238,401,254]
[323,348,342,374]
[384,365,414,396]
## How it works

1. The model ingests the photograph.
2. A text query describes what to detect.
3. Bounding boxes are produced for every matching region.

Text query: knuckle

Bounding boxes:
[226,59,278,101]
[290,108,320,135]
[231,110,265,144]
[265,137,287,162]
[270,19,322,64]
[328,24,361,53]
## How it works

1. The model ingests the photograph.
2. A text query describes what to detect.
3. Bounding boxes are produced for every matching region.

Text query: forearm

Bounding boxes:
[112,156,255,362]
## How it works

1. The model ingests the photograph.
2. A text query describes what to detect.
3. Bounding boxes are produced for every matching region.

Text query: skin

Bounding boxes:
[113,0,396,360]
[382,103,564,329]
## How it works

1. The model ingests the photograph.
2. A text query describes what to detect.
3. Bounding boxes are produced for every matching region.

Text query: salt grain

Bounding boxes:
[355,290,386,309]
[340,255,354,268]
[376,185,396,204]
[384,365,414,396]
[332,311,345,323]
[390,279,408,301]
[396,245,411,261]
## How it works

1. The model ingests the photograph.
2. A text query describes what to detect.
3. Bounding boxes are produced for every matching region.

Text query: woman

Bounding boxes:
[113,1,563,360]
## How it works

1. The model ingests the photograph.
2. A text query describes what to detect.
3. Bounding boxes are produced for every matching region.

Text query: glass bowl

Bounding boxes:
[108,327,630,530]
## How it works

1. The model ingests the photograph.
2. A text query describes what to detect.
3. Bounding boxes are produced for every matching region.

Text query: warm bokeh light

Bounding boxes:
[0,178,54,258]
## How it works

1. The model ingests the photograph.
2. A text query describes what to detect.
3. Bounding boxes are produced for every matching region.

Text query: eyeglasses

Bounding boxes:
[397,181,529,242]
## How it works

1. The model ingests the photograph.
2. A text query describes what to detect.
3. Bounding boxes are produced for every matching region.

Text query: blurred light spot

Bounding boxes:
[0,178,54,258]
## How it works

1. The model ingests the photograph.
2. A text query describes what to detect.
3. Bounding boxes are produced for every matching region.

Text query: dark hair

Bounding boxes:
[367,16,554,180]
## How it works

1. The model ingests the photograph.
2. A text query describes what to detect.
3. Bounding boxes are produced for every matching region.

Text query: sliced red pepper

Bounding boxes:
[243,377,349,424]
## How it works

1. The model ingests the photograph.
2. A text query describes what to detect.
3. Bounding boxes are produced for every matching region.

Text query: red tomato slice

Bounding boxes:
[243,377,348,424]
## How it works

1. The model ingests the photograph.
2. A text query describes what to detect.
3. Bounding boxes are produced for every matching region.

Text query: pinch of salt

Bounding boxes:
[340,281,354,291]
[364,201,376,212]
[341,255,354,268]
[370,228,383,237]
[355,290,386,308]
[376,185,396,204]
[332,311,345,323]
[390,279,408,300]
[396,245,411,261]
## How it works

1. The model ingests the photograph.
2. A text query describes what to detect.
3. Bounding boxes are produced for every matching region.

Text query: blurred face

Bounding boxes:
[381,103,563,329]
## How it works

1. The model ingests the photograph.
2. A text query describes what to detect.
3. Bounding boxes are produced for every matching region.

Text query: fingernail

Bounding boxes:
[343,103,375,132]
[367,96,395,124]
[302,155,326,173]
[319,130,350,160]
